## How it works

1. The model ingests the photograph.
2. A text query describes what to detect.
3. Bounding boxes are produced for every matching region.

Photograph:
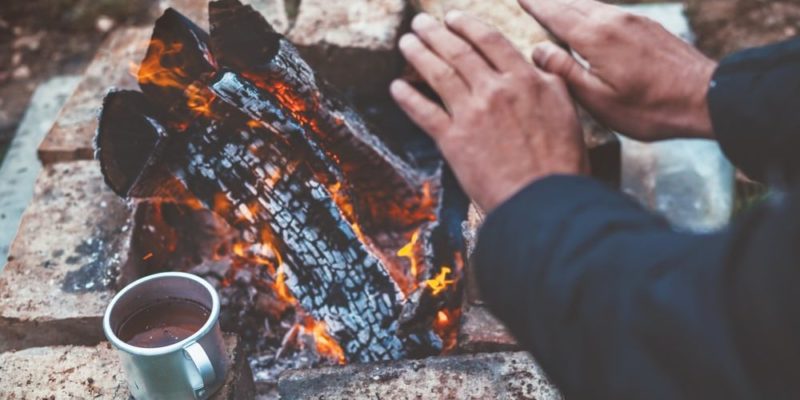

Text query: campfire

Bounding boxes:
[94,0,467,384]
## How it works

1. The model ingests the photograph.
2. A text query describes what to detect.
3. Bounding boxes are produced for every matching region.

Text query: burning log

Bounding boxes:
[95,1,467,364]
[207,0,440,236]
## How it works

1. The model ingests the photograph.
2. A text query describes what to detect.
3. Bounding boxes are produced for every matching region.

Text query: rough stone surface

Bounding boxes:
[0,334,255,400]
[618,4,734,232]
[685,0,800,59]
[0,76,80,266]
[158,0,290,32]
[278,351,561,400]
[0,161,133,352]
[37,27,151,165]
[411,0,549,58]
[458,305,519,353]
[287,0,408,97]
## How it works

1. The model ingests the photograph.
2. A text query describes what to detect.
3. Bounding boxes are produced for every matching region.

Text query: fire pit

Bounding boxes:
[95,0,468,391]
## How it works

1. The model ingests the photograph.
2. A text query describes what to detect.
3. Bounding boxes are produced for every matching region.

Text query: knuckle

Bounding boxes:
[432,66,457,81]
[472,97,493,114]
[449,45,475,63]
[481,80,505,97]
[516,67,540,83]
[618,11,644,26]
[478,30,503,46]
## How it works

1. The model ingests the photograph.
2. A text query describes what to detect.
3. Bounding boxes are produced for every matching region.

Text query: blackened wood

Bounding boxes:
[208,0,440,236]
[97,88,437,364]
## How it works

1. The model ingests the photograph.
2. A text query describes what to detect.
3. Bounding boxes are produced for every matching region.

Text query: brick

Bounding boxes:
[458,305,519,353]
[278,351,561,400]
[287,0,408,97]
[38,27,151,165]
[0,161,133,351]
[0,334,255,399]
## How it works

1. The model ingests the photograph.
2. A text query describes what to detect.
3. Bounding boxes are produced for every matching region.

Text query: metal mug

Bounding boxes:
[103,272,229,399]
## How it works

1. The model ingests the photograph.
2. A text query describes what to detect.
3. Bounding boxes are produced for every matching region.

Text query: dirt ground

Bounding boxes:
[0,0,799,162]
[0,0,156,162]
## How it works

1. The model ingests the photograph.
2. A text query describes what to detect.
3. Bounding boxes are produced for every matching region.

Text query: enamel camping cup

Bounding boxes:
[103,272,229,399]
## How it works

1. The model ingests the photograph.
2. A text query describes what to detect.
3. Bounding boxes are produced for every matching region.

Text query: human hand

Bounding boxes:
[391,12,588,213]
[520,0,718,141]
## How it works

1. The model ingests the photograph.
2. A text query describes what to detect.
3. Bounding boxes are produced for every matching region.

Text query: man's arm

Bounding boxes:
[475,175,800,399]
[710,37,800,182]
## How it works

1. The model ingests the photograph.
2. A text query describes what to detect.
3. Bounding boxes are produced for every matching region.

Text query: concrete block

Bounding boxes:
[0,76,80,265]
[278,351,561,400]
[287,0,408,97]
[0,161,133,351]
[38,27,151,165]
[0,334,255,399]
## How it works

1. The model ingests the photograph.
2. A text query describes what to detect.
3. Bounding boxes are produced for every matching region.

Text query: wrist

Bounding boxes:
[682,58,718,140]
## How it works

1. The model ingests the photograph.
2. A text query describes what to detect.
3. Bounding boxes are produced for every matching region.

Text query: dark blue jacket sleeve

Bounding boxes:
[474,37,800,400]
[709,37,800,182]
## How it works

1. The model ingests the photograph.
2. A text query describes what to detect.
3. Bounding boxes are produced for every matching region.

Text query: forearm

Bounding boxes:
[473,175,800,399]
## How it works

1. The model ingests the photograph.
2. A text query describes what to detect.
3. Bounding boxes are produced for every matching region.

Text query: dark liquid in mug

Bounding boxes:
[117,298,210,348]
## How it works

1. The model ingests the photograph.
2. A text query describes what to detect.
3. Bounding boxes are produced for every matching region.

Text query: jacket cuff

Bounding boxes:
[708,37,800,181]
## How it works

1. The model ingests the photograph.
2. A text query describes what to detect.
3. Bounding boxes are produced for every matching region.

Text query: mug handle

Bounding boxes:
[184,342,216,398]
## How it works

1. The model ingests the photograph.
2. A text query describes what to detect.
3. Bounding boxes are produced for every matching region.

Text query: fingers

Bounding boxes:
[411,13,494,87]
[531,42,591,90]
[518,0,612,52]
[399,34,469,107]
[390,79,451,140]
[443,11,529,73]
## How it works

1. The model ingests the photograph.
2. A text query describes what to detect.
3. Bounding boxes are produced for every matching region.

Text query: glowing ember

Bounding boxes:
[433,308,461,353]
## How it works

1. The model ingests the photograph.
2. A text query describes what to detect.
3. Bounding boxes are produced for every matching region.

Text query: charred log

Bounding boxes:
[98,90,440,362]
[208,0,439,236]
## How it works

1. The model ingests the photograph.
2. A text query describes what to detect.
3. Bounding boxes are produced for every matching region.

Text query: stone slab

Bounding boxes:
[0,334,255,399]
[278,351,561,400]
[617,4,734,232]
[0,160,133,351]
[411,0,549,58]
[0,76,81,266]
[458,305,519,353]
[287,0,408,98]
[35,0,213,166]
[37,27,151,165]
[158,0,290,33]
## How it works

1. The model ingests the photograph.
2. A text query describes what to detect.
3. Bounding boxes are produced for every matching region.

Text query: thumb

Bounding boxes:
[532,41,590,90]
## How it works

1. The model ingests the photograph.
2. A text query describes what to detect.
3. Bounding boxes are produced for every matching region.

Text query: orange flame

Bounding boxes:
[133,39,188,90]
[273,264,296,305]
[132,39,218,119]
[300,317,346,365]
[396,230,421,280]
[185,84,217,118]
[426,266,455,296]
[433,308,460,353]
